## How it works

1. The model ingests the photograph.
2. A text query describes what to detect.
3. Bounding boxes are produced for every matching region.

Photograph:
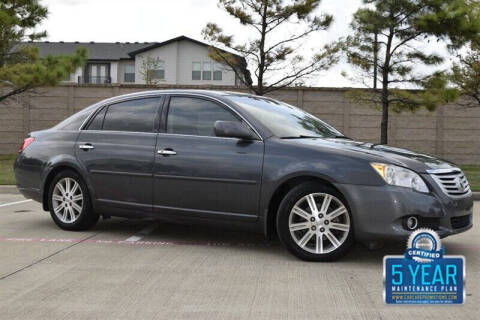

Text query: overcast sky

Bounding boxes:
[38,0,441,88]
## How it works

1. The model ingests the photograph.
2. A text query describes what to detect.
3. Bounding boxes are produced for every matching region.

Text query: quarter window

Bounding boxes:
[202,62,211,80]
[167,97,240,137]
[192,62,201,80]
[86,107,107,130]
[102,98,159,133]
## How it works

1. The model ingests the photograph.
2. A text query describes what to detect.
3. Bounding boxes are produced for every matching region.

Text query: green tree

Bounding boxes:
[450,42,480,107]
[0,0,86,103]
[343,0,480,144]
[139,55,164,85]
[202,0,340,96]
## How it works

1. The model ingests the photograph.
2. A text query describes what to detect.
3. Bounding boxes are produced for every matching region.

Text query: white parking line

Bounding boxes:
[0,199,32,207]
[125,223,159,242]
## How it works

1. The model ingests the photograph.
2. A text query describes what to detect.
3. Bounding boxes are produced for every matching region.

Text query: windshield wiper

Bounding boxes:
[332,135,352,140]
[280,135,322,139]
[280,135,353,140]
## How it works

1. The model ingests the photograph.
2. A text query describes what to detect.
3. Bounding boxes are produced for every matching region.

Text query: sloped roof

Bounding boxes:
[21,41,152,60]
[21,36,243,61]
[127,35,242,60]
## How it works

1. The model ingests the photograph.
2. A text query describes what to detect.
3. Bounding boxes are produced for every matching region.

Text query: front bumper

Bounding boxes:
[334,180,474,241]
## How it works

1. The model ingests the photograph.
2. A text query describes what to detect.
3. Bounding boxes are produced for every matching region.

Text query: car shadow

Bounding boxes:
[34,217,474,264]
[90,218,412,263]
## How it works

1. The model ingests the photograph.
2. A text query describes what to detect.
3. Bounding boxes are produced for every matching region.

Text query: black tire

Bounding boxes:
[276,182,354,261]
[48,170,99,231]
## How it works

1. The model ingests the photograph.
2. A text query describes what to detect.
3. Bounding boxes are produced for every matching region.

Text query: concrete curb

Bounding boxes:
[0,185,19,194]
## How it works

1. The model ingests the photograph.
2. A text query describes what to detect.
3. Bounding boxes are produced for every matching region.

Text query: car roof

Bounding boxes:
[97,89,261,105]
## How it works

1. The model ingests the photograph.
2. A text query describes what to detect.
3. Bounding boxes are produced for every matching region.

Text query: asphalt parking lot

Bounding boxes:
[0,188,478,320]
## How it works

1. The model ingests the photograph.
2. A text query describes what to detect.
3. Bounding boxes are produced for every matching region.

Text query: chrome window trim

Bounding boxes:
[156,132,260,141]
[78,92,263,141]
[79,93,165,131]
[79,129,158,136]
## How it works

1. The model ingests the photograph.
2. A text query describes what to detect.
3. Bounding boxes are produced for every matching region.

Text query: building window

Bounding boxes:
[124,64,135,82]
[213,63,222,81]
[150,61,165,80]
[202,62,211,80]
[84,63,111,84]
[192,62,201,80]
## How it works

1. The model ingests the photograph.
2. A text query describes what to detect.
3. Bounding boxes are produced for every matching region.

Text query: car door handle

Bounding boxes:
[157,149,177,156]
[79,144,95,151]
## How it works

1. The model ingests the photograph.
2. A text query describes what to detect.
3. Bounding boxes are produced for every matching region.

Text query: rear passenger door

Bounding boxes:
[76,96,162,216]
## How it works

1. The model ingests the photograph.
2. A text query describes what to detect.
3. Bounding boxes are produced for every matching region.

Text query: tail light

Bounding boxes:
[19,137,35,153]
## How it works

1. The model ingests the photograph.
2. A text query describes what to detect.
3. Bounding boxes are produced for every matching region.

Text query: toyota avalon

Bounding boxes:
[14,90,473,261]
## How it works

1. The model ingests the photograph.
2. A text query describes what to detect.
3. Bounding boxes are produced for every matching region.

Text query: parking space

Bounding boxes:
[0,191,479,320]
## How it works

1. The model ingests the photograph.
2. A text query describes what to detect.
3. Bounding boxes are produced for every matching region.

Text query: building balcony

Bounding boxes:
[78,76,112,84]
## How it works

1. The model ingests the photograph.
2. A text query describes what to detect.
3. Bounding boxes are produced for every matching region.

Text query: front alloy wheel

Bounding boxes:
[277,183,353,261]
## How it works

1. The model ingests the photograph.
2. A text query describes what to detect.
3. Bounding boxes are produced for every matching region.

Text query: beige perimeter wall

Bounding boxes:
[1,84,479,164]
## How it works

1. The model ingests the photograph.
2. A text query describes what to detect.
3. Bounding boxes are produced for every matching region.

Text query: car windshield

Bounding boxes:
[228,95,344,139]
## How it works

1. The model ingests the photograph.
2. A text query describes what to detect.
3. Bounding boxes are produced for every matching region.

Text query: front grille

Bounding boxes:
[451,214,472,229]
[428,168,472,199]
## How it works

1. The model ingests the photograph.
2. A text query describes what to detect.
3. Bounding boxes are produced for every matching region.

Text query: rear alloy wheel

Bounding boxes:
[52,178,84,224]
[48,170,99,231]
[277,183,353,261]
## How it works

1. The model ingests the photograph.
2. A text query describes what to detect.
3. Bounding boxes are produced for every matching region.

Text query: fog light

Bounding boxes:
[406,216,419,230]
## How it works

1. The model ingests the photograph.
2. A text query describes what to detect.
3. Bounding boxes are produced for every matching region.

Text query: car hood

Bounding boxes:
[289,138,457,173]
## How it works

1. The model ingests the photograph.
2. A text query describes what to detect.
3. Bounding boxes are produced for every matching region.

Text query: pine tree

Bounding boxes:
[343,0,480,144]
[202,0,340,96]
[450,42,480,107]
[0,0,86,102]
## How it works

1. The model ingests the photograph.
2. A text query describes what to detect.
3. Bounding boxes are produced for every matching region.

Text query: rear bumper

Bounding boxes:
[334,183,474,241]
[14,153,43,204]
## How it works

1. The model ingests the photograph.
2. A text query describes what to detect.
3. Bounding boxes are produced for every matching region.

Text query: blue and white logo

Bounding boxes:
[405,229,444,263]
[384,228,465,304]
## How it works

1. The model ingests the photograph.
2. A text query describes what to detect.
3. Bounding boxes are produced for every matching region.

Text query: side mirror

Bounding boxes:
[214,121,258,140]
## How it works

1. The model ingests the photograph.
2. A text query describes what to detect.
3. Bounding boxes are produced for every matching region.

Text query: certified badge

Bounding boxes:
[383,228,465,304]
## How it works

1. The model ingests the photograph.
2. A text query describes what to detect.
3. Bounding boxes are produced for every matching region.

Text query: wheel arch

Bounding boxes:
[41,161,92,211]
[264,175,347,238]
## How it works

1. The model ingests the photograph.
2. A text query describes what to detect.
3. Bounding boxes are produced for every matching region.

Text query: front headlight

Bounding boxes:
[370,163,429,193]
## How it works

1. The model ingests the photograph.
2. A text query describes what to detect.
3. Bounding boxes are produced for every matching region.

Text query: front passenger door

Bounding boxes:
[153,96,264,220]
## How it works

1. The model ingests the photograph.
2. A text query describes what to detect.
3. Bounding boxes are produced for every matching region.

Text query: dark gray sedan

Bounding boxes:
[14,90,473,261]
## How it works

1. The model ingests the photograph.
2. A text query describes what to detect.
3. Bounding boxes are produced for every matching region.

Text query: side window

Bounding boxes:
[167,97,240,137]
[192,62,201,80]
[86,107,107,130]
[102,98,159,133]
[213,63,222,81]
[124,64,135,83]
[202,62,211,80]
